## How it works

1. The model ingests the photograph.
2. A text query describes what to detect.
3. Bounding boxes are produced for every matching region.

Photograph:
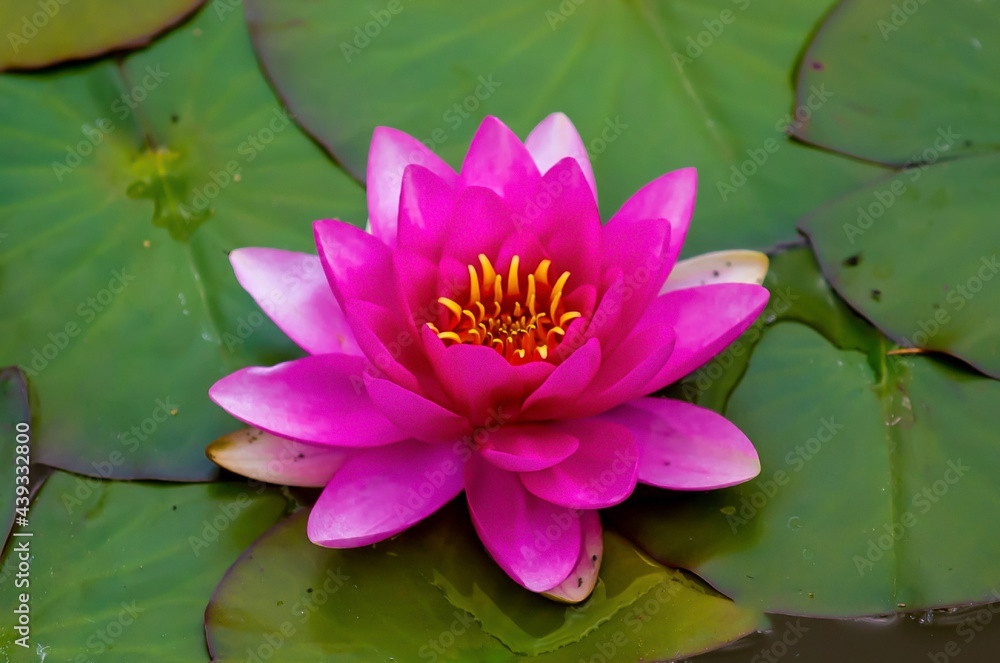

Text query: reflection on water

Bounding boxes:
[690,603,1000,662]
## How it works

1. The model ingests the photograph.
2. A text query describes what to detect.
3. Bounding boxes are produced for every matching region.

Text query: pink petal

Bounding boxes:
[525,112,597,201]
[609,167,697,272]
[364,374,471,443]
[519,420,638,509]
[542,510,603,604]
[460,116,541,215]
[562,272,625,353]
[392,248,441,328]
[314,218,398,306]
[600,398,760,490]
[442,185,516,268]
[501,157,600,288]
[314,220,426,385]
[479,425,580,472]
[209,354,406,447]
[230,248,361,356]
[598,219,673,344]
[571,322,676,418]
[206,428,349,488]
[338,299,424,393]
[465,455,582,592]
[421,327,523,426]
[642,283,770,394]
[367,127,457,247]
[396,164,456,261]
[308,440,466,547]
[521,338,602,420]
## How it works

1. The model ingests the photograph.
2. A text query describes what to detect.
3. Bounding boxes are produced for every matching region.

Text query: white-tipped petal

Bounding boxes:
[661,250,769,294]
[206,428,349,487]
[542,510,603,604]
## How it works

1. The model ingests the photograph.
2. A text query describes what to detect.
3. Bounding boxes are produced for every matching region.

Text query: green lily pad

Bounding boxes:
[801,154,1000,379]
[0,3,366,480]
[792,0,1000,165]
[0,470,288,660]
[245,0,884,255]
[206,504,765,661]
[612,321,1000,617]
[0,0,203,71]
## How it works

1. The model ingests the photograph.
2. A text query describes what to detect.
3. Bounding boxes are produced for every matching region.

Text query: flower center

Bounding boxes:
[427,254,581,364]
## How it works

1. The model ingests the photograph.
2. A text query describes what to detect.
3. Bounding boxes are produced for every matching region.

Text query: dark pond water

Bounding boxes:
[689,604,1000,663]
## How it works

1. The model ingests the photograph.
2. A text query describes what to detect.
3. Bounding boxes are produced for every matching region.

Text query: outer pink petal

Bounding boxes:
[230,248,361,356]
[609,167,697,272]
[209,354,406,448]
[396,164,456,261]
[307,440,465,547]
[642,283,770,394]
[519,420,638,509]
[479,425,580,472]
[459,116,541,213]
[367,126,457,247]
[542,510,603,604]
[364,374,471,443]
[525,112,597,201]
[465,455,581,592]
[599,398,760,490]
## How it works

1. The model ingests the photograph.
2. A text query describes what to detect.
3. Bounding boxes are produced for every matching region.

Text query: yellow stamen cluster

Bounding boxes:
[428,254,581,364]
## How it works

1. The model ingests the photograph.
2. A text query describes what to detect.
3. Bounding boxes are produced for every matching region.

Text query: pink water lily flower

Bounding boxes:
[208,114,769,602]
